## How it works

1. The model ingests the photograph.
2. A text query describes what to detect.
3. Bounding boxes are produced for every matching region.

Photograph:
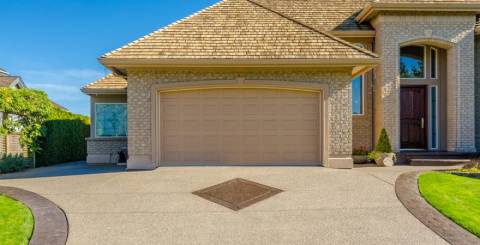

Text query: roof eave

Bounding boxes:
[81,88,127,95]
[357,3,480,23]
[329,30,376,38]
[100,57,381,69]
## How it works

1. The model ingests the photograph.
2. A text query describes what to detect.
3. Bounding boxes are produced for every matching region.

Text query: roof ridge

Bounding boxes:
[246,0,378,58]
[102,0,228,58]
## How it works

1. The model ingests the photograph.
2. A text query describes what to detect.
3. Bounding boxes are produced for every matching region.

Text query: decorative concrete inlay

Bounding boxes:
[0,186,68,245]
[395,171,480,245]
[193,178,283,211]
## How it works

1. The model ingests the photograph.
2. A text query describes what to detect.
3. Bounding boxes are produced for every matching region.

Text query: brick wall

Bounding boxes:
[86,137,127,158]
[343,37,375,151]
[476,36,480,151]
[372,13,476,152]
[127,68,353,168]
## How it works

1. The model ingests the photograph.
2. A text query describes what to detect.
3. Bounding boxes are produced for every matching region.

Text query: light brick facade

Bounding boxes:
[86,138,127,164]
[126,68,353,169]
[371,13,477,152]
[475,36,480,151]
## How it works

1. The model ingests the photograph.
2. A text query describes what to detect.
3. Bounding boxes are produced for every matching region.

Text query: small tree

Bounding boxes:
[375,128,393,153]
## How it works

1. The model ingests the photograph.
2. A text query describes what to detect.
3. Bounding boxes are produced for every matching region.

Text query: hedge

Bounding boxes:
[36,118,90,167]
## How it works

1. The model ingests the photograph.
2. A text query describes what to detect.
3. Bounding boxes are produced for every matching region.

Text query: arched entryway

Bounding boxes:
[399,38,454,152]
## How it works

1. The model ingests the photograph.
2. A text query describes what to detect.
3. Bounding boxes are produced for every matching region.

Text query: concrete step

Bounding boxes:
[410,159,471,166]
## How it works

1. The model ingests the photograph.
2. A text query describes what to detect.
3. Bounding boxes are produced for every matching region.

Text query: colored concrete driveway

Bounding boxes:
[0,162,454,245]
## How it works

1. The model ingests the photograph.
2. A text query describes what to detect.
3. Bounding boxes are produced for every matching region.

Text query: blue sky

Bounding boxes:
[0,0,218,115]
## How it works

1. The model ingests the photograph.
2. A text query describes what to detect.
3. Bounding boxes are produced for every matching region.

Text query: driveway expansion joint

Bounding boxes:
[395,171,480,245]
[0,186,68,245]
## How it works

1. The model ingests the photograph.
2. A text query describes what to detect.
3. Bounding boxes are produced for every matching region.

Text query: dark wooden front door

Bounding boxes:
[401,86,427,149]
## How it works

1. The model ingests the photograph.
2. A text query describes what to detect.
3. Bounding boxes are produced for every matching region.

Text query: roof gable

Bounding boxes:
[102,0,378,62]
[81,74,127,94]
[0,76,25,88]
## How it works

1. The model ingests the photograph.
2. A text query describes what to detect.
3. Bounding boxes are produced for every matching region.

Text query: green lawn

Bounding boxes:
[419,172,480,237]
[0,195,34,245]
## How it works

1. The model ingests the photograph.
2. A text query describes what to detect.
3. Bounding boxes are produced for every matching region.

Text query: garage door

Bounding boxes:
[159,88,322,165]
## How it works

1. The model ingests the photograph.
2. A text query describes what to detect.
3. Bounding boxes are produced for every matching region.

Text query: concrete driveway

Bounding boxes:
[0,162,451,245]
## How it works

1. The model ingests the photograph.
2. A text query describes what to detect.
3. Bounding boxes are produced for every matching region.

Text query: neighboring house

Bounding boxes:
[0,68,27,89]
[82,0,480,170]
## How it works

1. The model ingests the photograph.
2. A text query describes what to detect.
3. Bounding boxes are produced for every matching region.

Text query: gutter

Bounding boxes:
[357,3,480,23]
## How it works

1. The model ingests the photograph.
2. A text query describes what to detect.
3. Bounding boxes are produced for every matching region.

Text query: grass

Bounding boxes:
[0,195,34,245]
[419,172,480,238]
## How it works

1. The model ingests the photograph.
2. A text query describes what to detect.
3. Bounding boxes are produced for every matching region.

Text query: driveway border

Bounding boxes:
[395,171,479,245]
[0,186,68,245]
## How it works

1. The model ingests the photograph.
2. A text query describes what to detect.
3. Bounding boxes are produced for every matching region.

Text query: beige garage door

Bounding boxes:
[159,88,322,165]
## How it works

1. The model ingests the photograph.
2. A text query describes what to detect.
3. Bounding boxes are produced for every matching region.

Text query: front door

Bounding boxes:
[400,86,427,149]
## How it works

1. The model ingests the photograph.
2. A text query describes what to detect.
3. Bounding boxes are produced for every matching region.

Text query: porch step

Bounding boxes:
[409,158,471,166]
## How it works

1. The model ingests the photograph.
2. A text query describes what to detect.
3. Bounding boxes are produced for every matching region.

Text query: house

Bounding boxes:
[82,0,480,170]
[0,68,27,89]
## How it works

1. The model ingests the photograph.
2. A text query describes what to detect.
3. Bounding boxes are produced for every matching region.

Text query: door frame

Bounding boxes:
[150,79,329,167]
[400,85,429,151]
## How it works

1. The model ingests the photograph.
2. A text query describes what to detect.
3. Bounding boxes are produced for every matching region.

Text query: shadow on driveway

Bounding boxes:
[0,161,126,180]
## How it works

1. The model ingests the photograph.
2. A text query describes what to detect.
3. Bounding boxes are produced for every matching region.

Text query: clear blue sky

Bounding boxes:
[0,0,218,115]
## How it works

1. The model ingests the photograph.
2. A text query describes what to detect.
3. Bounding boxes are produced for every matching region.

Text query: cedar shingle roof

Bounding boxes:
[375,0,480,2]
[102,0,378,60]
[251,0,373,31]
[81,74,127,94]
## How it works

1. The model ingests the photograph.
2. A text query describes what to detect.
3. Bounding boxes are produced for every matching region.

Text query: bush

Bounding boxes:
[36,118,90,167]
[0,154,31,174]
[0,88,91,169]
[375,128,393,153]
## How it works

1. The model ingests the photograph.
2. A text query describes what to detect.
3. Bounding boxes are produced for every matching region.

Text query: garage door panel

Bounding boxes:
[159,88,321,165]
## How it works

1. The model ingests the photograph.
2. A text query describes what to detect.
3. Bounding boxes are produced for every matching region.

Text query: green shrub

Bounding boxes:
[0,88,90,168]
[0,154,31,174]
[36,118,90,167]
[375,128,393,153]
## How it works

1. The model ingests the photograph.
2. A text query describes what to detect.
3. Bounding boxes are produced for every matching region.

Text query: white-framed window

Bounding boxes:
[352,75,364,115]
[430,47,438,79]
[400,45,426,79]
[95,103,127,137]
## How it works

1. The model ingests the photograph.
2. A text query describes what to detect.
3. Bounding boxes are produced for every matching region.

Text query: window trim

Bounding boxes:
[400,45,427,80]
[430,47,438,79]
[352,74,365,116]
[94,102,128,138]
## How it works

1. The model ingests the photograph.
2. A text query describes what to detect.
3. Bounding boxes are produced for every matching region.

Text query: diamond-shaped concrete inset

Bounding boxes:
[193,178,283,211]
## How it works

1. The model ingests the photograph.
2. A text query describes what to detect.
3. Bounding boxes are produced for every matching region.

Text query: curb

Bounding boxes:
[0,186,68,245]
[395,171,479,245]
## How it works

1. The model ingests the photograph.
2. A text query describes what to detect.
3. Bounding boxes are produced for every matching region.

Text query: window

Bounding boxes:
[429,86,438,150]
[430,48,437,79]
[352,75,363,115]
[95,103,127,137]
[400,46,425,79]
